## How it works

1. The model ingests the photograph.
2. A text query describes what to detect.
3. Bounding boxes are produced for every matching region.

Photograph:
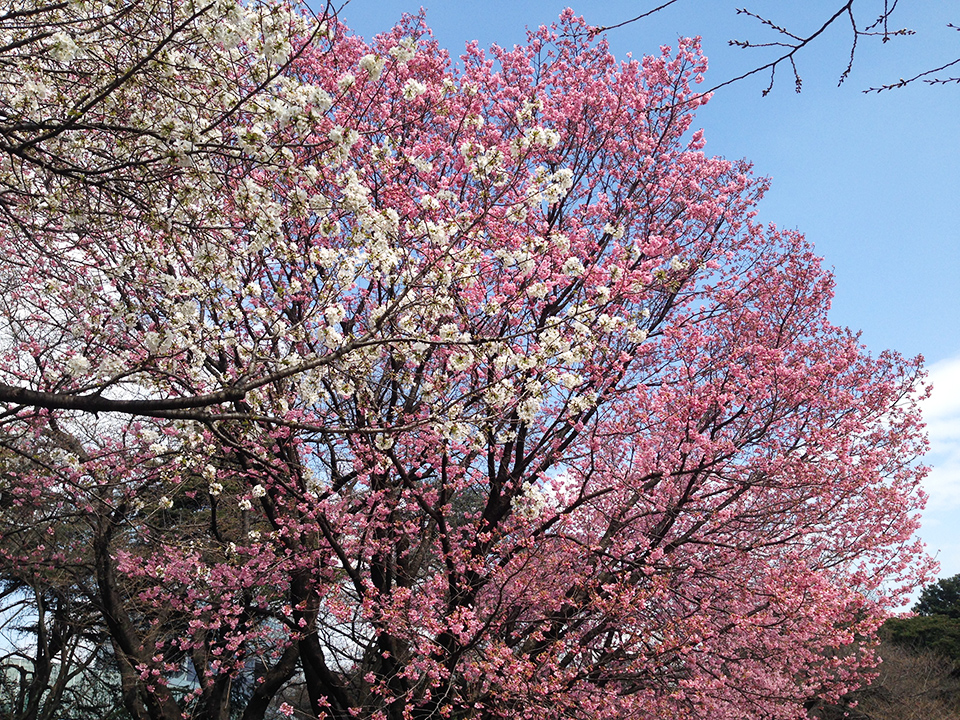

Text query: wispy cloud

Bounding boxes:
[910,354,960,579]
[920,355,960,509]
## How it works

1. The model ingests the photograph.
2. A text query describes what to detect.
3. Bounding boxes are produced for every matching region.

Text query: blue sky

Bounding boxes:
[336,1,960,587]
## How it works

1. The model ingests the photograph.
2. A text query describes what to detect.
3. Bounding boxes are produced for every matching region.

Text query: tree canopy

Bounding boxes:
[914,574,960,619]
[0,2,933,719]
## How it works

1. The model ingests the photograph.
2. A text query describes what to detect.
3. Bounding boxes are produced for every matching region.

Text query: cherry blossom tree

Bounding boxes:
[0,1,933,719]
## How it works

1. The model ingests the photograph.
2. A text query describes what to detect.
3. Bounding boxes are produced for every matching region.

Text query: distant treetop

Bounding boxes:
[914,574,960,618]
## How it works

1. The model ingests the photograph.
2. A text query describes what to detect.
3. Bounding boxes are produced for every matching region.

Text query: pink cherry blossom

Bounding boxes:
[0,3,933,720]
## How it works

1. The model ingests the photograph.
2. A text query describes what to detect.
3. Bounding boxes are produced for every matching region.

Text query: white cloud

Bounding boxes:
[920,355,960,508]
[908,353,960,583]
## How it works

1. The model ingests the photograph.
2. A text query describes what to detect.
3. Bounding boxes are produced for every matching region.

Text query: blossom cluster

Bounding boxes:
[0,4,932,720]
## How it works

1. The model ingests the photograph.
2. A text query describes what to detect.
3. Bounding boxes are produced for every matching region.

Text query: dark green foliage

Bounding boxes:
[882,615,960,667]
[914,574,960,619]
